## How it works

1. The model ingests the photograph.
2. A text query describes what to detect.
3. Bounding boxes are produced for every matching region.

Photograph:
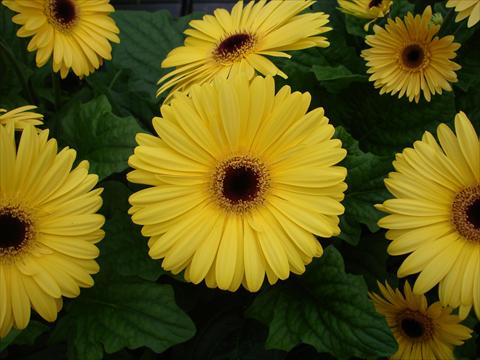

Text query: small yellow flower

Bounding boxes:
[371,281,472,360]
[361,6,461,103]
[157,0,331,99]
[337,0,392,30]
[2,0,120,78]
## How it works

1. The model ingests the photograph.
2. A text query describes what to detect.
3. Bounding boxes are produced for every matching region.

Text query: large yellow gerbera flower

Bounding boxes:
[361,6,461,103]
[128,76,347,292]
[377,112,480,320]
[0,105,44,130]
[2,0,120,78]
[157,0,331,99]
[446,0,480,28]
[0,123,105,337]
[337,0,392,22]
[370,281,472,360]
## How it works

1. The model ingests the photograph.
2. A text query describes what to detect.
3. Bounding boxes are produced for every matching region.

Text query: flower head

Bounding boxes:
[0,105,43,130]
[337,0,392,24]
[2,0,120,78]
[361,6,461,103]
[157,0,331,99]
[0,123,105,337]
[371,281,472,360]
[446,0,480,28]
[377,111,480,319]
[129,76,347,292]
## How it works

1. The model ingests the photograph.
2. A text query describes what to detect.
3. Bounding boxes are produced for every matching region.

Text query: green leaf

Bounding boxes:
[325,85,457,155]
[390,0,415,18]
[0,321,48,354]
[13,321,49,346]
[99,181,164,281]
[246,246,397,359]
[56,95,144,180]
[336,127,392,245]
[111,10,201,102]
[312,65,366,93]
[86,64,157,129]
[455,34,480,93]
[0,328,21,353]
[338,231,394,289]
[51,278,195,360]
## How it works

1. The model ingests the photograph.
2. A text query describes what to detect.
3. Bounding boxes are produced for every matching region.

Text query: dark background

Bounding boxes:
[111,0,236,15]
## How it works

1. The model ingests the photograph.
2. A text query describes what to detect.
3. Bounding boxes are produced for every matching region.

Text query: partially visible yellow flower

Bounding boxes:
[377,112,480,320]
[129,75,347,292]
[371,281,472,360]
[0,105,44,130]
[446,0,480,28]
[337,0,392,30]
[157,0,331,100]
[361,6,461,103]
[2,0,120,78]
[0,123,105,337]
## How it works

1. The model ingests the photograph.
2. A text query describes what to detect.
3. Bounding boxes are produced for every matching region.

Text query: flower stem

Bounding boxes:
[51,71,62,110]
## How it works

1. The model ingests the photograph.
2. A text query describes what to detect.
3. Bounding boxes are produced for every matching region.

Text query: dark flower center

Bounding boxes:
[218,34,251,54]
[368,0,383,8]
[212,156,269,213]
[401,317,425,338]
[467,199,480,229]
[49,0,77,27]
[222,166,260,202]
[452,186,480,242]
[0,212,29,250]
[213,33,256,63]
[401,44,425,69]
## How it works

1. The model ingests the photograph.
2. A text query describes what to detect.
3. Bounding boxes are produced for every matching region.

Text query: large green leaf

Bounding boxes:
[323,84,457,155]
[111,10,201,102]
[336,127,392,245]
[338,231,394,289]
[246,246,396,359]
[51,277,195,360]
[86,63,157,130]
[99,181,164,281]
[56,95,143,180]
[312,65,366,94]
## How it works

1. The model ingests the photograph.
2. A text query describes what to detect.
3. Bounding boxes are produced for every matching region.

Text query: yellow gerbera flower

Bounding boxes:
[361,6,461,103]
[0,123,105,338]
[446,0,480,28]
[128,76,347,292]
[0,105,44,130]
[370,281,472,360]
[337,0,392,25]
[157,0,331,99]
[377,112,480,320]
[2,0,120,78]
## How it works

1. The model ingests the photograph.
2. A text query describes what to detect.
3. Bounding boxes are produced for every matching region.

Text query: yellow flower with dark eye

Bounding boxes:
[370,281,472,360]
[361,6,461,103]
[2,0,120,78]
[157,0,331,100]
[128,76,347,292]
[0,123,104,338]
[0,105,43,130]
[377,111,480,320]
